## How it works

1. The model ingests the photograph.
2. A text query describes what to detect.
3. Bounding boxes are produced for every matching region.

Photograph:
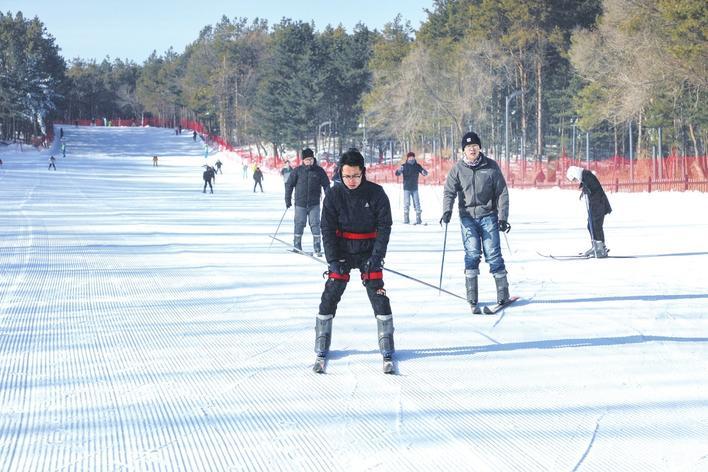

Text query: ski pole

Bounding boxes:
[438,222,449,295]
[584,194,598,258]
[269,207,290,249]
[503,232,512,254]
[268,234,467,301]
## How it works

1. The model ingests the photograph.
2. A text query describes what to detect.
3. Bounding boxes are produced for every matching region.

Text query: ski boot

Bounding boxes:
[592,240,608,258]
[313,314,333,373]
[403,211,410,224]
[493,271,510,305]
[313,235,322,257]
[292,234,303,252]
[414,212,422,225]
[465,269,480,314]
[376,314,395,373]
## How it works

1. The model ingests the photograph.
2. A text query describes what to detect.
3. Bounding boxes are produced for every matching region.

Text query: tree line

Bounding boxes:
[1,1,705,160]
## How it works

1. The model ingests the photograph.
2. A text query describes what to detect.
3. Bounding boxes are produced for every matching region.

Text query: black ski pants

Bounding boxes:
[319,253,392,317]
[588,214,605,242]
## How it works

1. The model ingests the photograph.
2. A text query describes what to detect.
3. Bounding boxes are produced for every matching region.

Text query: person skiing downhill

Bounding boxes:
[395,151,428,224]
[440,131,511,313]
[285,148,330,256]
[253,166,264,192]
[314,149,395,373]
[48,155,56,170]
[202,166,215,193]
[566,166,612,258]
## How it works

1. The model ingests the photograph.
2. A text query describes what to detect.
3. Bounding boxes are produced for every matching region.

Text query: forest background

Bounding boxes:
[1,0,706,164]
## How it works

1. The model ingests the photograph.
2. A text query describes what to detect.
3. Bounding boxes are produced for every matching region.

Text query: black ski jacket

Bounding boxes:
[395,160,428,191]
[285,163,330,207]
[579,170,612,218]
[321,176,392,263]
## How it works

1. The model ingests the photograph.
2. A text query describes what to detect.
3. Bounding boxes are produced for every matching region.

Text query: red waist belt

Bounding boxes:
[336,230,378,240]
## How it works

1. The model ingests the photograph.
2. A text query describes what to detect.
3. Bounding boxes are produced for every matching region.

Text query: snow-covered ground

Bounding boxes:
[1,126,707,471]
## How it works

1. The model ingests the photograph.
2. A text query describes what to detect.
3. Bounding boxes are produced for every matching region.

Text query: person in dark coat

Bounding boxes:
[284,148,330,255]
[202,166,215,193]
[314,149,395,365]
[253,166,264,192]
[441,131,511,312]
[395,151,428,224]
[193,130,197,142]
[48,155,56,170]
[215,159,223,174]
[566,166,612,257]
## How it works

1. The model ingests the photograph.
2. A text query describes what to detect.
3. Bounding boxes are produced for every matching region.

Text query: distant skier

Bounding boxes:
[253,166,264,192]
[203,145,209,160]
[566,166,612,258]
[203,166,215,193]
[440,131,511,313]
[152,155,158,167]
[284,148,330,254]
[59,128,64,139]
[61,142,66,158]
[395,151,428,224]
[48,155,56,171]
[280,160,293,186]
[215,159,223,174]
[193,130,197,142]
[242,162,249,180]
[314,149,394,373]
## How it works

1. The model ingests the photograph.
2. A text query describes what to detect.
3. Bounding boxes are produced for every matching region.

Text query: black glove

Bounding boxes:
[440,211,452,225]
[328,260,349,274]
[364,255,383,272]
[498,220,511,233]
[285,200,292,209]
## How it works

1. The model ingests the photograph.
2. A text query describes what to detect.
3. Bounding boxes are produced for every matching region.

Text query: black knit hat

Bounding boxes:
[302,148,314,158]
[461,132,481,150]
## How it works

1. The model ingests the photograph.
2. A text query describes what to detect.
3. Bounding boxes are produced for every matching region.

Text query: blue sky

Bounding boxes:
[6,0,433,63]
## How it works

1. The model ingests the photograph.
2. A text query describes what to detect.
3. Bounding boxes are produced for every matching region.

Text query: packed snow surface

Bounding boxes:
[1,126,707,471]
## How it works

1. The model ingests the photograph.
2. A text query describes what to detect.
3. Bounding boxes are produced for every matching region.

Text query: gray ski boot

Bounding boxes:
[313,314,333,373]
[465,269,480,314]
[414,212,422,225]
[592,240,608,258]
[313,235,322,257]
[493,271,510,305]
[376,314,395,373]
[293,234,303,252]
[403,211,410,224]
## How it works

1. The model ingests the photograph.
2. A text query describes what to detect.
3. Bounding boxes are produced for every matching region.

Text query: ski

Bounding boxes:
[383,357,395,374]
[537,252,635,260]
[482,296,520,314]
[312,356,327,374]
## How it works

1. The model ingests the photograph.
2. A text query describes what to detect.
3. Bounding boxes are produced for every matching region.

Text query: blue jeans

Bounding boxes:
[460,214,506,274]
[403,190,421,213]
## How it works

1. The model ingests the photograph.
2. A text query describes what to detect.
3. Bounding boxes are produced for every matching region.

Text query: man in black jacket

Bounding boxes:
[285,148,330,255]
[395,151,428,224]
[314,149,395,370]
[566,166,612,257]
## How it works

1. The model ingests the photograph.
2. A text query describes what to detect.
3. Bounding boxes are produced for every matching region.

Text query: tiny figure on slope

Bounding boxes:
[566,166,612,258]
[395,151,428,224]
[203,165,215,193]
[253,166,264,192]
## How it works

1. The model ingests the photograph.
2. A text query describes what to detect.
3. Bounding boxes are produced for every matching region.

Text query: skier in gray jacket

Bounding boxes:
[440,131,511,312]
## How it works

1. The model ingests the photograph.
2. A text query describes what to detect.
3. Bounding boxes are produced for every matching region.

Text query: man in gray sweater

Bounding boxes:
[440,131,511,313]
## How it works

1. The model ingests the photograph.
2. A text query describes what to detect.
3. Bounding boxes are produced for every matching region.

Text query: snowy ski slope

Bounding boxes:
[0,126,707,471]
